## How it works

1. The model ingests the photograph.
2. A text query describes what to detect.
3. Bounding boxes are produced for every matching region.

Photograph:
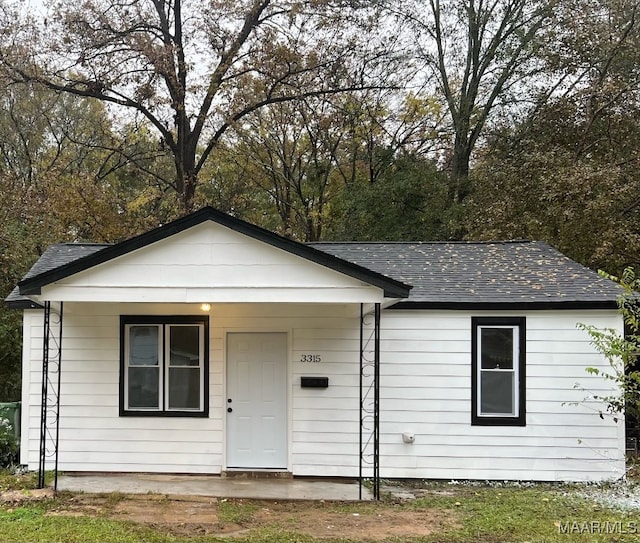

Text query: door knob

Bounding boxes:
[227,407,233,413]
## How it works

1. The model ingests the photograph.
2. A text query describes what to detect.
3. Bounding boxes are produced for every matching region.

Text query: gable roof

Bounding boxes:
[309,240,622,309]
[6,208,623,310]
[12,207,411,300]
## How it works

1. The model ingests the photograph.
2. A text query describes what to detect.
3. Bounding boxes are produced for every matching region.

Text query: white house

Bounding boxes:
[6,207,626,492]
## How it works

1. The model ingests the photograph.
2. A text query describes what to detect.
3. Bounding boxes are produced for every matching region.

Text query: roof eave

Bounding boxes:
[4,298,43,310]
[390,300,620,310]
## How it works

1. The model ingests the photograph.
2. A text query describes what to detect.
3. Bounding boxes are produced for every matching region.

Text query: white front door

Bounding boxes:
[226,332,288,469]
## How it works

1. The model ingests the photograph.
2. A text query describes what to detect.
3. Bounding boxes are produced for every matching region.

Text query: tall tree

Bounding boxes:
[467,0,640,274]
[0,0,388,211]
[0,77,158,401]
[227,97,343,241]
[211,87,444,241]
[330,89,445,188]
[467,95,640,273]
[326,152,451,241]
[396,0,555,203]
[543,0,640,150]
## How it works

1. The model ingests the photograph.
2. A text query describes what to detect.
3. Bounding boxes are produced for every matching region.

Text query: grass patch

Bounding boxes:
[0,469,39,491]
[409,483,638,542]
[0,503,173,543]
[102,491,128,507]
[229,526,316,543]
[217,499,259,526]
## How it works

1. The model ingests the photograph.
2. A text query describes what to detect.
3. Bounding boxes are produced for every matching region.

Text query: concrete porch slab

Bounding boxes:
[55,474,372,501]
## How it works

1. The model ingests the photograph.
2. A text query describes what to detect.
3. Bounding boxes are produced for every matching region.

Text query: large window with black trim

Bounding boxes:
[471,317,526,426]
[120,316,209,416]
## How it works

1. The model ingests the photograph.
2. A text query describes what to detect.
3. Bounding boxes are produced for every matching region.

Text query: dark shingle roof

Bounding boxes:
[5,244,109,308]
[6,234,622,309]
[22,243,110,280]
[309,240,622,308]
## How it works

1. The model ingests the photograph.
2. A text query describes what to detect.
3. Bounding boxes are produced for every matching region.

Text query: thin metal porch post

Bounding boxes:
[37,302,50,488]
[373,302,380,500]
[359,304,363,499]
[359,302,381,501]
[38,301,63,490]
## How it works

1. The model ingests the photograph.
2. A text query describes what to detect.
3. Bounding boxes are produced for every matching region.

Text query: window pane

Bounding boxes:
[129,326,159,366]
[168,367,200,409]
[169,326,200,367]
[128,367,159,408]
[480,328,514,369]
[480,372,514,415]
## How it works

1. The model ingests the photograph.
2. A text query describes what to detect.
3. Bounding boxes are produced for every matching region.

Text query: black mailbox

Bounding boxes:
[301,376,329,388]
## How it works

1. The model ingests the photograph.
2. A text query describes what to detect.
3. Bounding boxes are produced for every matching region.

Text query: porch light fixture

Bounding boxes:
[200,303,211,312]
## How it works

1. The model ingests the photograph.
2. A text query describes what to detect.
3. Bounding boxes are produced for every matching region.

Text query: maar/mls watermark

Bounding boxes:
[556,520,638,535]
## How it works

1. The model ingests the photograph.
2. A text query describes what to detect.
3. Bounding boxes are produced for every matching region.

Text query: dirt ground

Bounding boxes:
[1,489,459,540]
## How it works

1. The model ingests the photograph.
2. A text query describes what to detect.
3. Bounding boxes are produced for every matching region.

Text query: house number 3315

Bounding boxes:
[300,354,322,363]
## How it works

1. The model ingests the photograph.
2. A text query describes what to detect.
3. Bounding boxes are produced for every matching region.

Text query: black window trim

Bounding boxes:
[471,316,526,426]
[119,315,209,417]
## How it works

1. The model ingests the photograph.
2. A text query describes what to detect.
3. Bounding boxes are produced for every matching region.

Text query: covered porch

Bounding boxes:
[13,209,411,500]
[32,301,385,499]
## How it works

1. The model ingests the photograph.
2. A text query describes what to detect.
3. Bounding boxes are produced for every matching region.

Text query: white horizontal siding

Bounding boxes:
[22,302,363,477]
[19,311,36,465]
[22,303,223,474]
[378,309,625,482]
[21,303,624,482]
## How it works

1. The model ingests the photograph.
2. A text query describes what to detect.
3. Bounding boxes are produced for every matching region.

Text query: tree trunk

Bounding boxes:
[183,172,198,212]
[450,134,471,204]
[175,138,198,212]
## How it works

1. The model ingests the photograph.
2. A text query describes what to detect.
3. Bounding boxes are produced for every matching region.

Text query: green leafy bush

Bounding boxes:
[579,267,640,423]
[0,416,18,467]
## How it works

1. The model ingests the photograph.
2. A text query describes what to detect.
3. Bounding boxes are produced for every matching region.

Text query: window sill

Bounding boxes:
[471,415,526,426]
[119,410,209,418]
